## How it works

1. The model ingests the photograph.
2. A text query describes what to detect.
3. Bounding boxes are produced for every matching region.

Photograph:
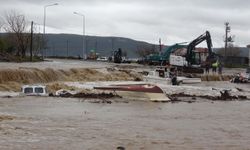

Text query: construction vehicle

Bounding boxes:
[145,31,217,73]
[87,50,98,60]
[145,43,186,65]
[113,48,122,63]
[170,31,217,73]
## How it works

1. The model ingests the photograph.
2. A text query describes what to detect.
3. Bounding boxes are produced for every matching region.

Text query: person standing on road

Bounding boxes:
[218,61,223,75]
[212,61,218,74]
[205,62,210,74]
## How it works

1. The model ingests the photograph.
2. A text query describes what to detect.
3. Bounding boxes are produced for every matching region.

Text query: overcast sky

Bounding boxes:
[0,0,249,47]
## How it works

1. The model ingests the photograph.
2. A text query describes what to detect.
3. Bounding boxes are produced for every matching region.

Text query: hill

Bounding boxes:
[44,34,154,58]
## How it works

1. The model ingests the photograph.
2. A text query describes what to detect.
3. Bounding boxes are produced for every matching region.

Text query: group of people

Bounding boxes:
[205,60,223,74]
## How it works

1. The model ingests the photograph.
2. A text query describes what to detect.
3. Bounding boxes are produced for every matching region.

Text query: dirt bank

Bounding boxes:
[0,67,142,92]
[200,74,233,81]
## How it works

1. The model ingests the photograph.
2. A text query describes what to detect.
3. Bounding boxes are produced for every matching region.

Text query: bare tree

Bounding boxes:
[3,10,29,57]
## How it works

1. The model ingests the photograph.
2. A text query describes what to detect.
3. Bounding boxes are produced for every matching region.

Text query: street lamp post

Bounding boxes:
[73,12,86,60]
[43,3,58,60]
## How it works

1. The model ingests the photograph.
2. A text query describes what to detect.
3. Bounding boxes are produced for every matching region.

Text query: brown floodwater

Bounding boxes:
[1,97,250,150]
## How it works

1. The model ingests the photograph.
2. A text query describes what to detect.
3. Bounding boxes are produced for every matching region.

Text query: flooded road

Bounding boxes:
[0,59,113,69]
[1,97,250,150]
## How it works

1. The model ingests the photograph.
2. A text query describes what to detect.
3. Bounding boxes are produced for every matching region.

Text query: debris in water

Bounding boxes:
[53,89,121,99]
[0,115,16,122]
[47,83,77,94]
[170,89,249,101]
[219,90,235,100]
[117,146,126,150]
[87,99,113,104]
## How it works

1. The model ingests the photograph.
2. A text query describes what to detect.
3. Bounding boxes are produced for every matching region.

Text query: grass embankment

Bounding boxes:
[0,67,142,92]
[201,74,233,81]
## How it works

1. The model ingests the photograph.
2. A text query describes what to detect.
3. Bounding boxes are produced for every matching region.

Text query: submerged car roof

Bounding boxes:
[22,85,46,88]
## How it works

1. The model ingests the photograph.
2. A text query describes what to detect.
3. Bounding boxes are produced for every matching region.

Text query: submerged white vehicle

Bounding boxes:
[97,57,108,62]
[21,85,47,96]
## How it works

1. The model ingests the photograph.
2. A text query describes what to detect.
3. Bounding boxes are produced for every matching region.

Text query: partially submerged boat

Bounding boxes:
[144,70,201,84]
[94,84,170,102]
[21,85,47,96]
[177,76,202,84]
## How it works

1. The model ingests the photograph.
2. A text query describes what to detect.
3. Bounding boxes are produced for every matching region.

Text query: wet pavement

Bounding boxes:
[1,97,250,150]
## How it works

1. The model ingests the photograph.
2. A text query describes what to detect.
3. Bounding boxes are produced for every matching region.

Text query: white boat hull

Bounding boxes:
[94,84,170,102]
[178,77,202,84]
[116,91,170,102]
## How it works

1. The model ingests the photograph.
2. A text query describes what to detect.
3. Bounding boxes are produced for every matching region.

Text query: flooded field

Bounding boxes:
[1,97,250,150]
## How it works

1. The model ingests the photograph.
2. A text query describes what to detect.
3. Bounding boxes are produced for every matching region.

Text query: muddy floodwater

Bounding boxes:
[1,97,250,150]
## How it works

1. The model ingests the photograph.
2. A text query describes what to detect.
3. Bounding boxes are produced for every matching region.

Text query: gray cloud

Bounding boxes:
[0,0,249,47]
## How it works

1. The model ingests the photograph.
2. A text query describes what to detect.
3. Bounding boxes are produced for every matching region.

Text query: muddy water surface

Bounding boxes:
[0,97,250,150]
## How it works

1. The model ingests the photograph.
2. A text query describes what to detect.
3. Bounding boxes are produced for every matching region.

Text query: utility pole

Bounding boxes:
[30,21,33,61]
[73,12,85,60]
[224,22,235,66]
[86,38,88,57]
[43,3,59,60]
[224,22,230,57]
[159,38,162,54]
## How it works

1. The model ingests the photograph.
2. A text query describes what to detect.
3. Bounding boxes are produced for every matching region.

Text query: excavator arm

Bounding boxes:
[186,31,214,65]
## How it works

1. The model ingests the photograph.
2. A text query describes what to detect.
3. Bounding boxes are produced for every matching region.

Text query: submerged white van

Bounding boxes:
[21,85,47,96]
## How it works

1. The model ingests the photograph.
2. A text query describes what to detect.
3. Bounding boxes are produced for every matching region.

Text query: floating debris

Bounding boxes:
[53,89,121,99]
[0,115,16,122]
[94,84,170,102]
[169,89,249,101]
